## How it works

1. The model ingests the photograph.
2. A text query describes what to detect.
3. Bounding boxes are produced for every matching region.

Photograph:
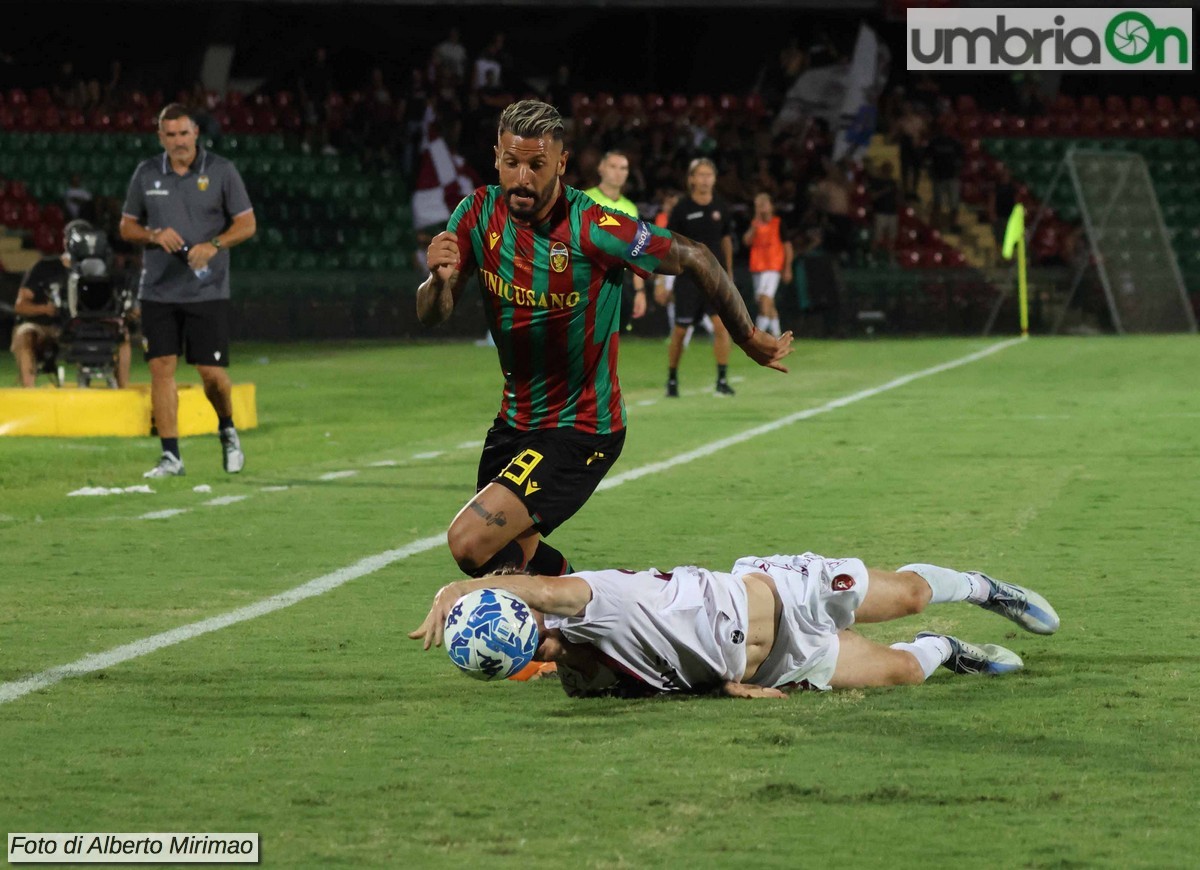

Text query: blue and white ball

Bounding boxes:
[444,588,539,681]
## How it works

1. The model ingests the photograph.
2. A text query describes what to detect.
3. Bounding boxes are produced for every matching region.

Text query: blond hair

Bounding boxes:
[498,100,565,141]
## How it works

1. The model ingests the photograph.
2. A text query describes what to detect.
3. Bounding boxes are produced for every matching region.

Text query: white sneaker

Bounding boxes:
[917,632,1023,676]
[144,452,185,478]
[220,427,245,473]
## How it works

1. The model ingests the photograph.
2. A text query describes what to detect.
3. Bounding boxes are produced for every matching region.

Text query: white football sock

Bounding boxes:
[769,316,781,337]
[891,635,953,680]
[756,314,769,332]
[899,563,989,604]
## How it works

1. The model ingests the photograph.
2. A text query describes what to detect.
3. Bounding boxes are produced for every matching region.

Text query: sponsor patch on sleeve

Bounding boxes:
[627,221,653,259]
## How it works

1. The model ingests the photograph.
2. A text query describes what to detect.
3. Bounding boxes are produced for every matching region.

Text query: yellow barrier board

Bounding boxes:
[0,383,257,437]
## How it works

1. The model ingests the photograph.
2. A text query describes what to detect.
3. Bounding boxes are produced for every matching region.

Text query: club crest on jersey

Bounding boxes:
[197,175,210,191]
[550,241,569,273]
[489,231,501,250]
[831,575,855,592]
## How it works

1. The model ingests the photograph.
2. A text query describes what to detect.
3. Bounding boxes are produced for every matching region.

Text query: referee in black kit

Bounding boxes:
[120,103,256,478]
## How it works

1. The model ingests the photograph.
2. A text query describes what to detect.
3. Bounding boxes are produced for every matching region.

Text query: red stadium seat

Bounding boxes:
[594,92,615,111]
[19,200,41,230]
[1030,115,1053,136]
[7,180,29,201]
[955,94,978,114]
[668,94,688,114]
[1080,95,1102,113]
[275,90,295,109]
[41,204,65,225]
[32,222,58,254]
[1154,95,1176,115]
[64,108,87,130]
[690,94,714,119]
[1130,96,1151,114]
[7,88,28,106]
[1104,96,1127,114]
[39,107,63,130]
[717,93,740,114]
[31,87,52,107]
[743,93,766,118]
[114,110,137,132]
[1051,95,1076,113]
[0,200,21,227]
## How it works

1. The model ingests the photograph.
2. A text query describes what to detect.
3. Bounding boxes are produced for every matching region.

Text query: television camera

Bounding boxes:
[49,221,136,388]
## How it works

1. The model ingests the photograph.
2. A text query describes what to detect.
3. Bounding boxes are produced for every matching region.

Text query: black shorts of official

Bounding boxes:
[671,279,717,327]
[476,417,626,536]
[140,299,231,367]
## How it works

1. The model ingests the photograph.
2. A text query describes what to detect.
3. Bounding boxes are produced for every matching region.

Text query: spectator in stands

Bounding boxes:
[472,33,508,92]
[104,60,124,109]
[813,158,853,262]
[298,46,336,155]
[868,161,899,259]
[927,121,964,232]
[364,66,401,170]
[64,174,95,222]
[989,166,1018,250]
[893,102,927,199]
[806,28,841,67]
[401,66,430,178]
[53,61,85,109]
[544,64,573,117]
[433,28,468,83]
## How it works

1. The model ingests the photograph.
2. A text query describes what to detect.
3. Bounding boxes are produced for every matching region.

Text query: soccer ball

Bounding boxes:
[444,588,539,681]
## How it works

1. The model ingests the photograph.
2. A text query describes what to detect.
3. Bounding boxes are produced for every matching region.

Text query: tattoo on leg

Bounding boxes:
[468,500,507,527]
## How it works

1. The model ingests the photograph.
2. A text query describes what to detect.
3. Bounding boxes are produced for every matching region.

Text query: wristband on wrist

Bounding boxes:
[210,237,223,250]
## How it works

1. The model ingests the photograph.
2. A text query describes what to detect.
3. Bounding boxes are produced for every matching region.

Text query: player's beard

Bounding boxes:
[506,176,558,221]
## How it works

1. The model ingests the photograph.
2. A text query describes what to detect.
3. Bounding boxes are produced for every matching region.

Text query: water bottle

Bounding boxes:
[175,244,211,280]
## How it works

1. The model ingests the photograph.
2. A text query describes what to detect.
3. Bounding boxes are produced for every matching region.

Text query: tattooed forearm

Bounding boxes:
[468,500,507,527]
[663,234,754,343]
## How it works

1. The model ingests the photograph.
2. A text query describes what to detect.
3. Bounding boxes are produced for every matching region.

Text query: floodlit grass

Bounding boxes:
[2,335,1198,867]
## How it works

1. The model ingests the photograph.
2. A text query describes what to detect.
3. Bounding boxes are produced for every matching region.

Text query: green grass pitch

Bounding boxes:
[2,335,1198,867]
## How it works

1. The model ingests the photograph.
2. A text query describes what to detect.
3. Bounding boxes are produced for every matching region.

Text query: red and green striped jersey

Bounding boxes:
[447,184,673,435]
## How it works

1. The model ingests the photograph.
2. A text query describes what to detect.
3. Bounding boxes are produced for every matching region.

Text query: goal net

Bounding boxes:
[1067,148,1196,334]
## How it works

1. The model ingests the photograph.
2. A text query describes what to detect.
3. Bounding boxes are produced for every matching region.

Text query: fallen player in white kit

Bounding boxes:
[409,552,1060,699]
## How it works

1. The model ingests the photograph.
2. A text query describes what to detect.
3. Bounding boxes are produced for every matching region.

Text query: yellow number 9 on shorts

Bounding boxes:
[501,449,544,486]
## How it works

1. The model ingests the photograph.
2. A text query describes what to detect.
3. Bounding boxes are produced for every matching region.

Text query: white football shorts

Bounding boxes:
[730,552,869,690]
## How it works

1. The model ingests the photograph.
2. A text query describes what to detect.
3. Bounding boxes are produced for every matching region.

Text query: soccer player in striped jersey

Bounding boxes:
[417,100,792,582]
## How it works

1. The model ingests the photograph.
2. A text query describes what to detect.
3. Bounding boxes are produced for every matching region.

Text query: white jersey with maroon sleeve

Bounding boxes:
[544,566,750,693]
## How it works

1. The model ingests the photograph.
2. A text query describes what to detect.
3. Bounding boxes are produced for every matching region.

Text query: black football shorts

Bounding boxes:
[476,417,626,535]
[141,299,231,367]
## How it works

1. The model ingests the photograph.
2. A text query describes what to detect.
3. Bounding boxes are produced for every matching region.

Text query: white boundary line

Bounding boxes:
[1,338,1022,705]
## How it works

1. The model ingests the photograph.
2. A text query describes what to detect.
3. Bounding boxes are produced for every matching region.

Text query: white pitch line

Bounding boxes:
[369,460,400,467]
[0,339,1022,705]
[204,495,248,507]
[139,509,190,520]
[318,470,358,481]
[412,451,444,460]
[599,338,1023,491]
[0,536,445,705]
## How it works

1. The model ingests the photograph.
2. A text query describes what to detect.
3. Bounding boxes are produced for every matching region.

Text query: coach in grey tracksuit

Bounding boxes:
[120,102,256,479]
